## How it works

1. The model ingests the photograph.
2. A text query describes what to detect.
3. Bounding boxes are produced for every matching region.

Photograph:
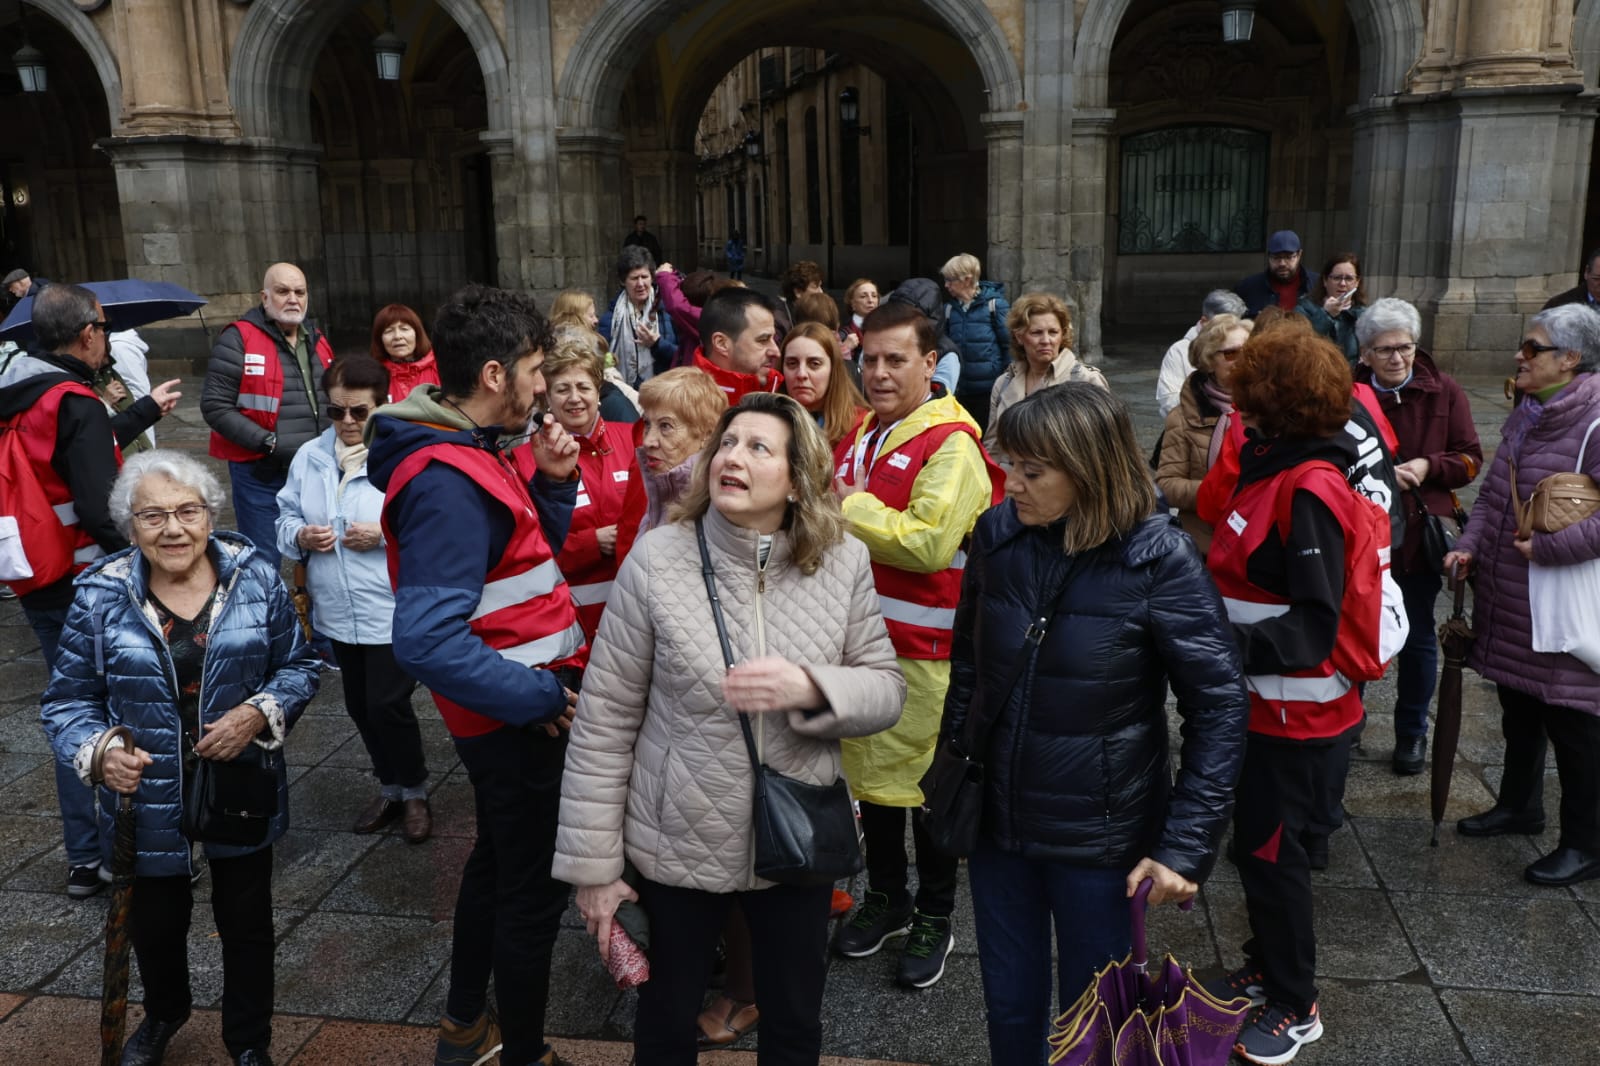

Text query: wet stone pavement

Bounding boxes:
[0,331,1597,1064]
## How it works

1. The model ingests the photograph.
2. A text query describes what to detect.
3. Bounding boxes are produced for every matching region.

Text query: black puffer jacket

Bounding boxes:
[201,305,328,463]
[942,504,1249,881]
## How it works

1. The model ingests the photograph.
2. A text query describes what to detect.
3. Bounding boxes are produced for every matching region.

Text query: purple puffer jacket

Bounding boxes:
[1455,371,1600,714]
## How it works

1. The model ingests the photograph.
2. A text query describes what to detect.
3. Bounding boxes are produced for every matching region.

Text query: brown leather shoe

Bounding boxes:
[401,797,432,844]
[696,996,758,1047]
[352,795,402,834]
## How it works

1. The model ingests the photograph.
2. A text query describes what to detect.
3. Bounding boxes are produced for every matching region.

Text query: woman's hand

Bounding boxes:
[840,332,860,357]
[1395,458,1430,490]
[723,656,824,714]
[102,746,152,795]
[194,704,267,761]
[577,879,639,963]
[297,525,336,552]
[1322,294,1349,318]
[1442,549,1473,579]
[1514,536,1534,561]
[595,524,618,557]
[1126,857,1198,907]
[341,522,382,552]
[636,320,660,348]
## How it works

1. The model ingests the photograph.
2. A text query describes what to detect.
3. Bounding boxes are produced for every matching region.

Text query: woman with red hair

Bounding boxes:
[370,303,440,401]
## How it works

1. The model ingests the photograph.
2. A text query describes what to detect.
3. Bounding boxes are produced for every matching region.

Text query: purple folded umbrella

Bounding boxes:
[1048,880,1253,1066]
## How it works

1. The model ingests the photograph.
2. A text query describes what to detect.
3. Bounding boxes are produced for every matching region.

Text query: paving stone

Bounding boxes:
[1313,979,1467,1065]
[0,815,68,882]
[1204,883,1420,981]
[1339,758,1496,822]
[547,927,631,1036]
[283,714,358,767]
[0,750,45,788]
[273,911,452,1022]
[0,659,48,703]
[271,828,384,911]
[1441,988,1600,1065]
[286,765,398,833]
[423,774,479,839]
[817,947,989,1064]
[1356,816,1549,898]
[322,716,459,778]
[0,707,55,755]
[0,889,110,989]
[320,834,472,920]
[1393,891,1600,993]
[4,762,69,819]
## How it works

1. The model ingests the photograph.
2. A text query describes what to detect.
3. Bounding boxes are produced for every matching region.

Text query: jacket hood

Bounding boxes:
[0,351,89,419]
[888,278,942,318]
[365,384,501,493]
[976,279,1006,300]
[75,531,257,597]
[1236,425,1358,489]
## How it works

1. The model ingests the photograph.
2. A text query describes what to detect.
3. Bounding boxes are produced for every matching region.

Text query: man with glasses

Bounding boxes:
[1234,230,1321,317]
[1543,248,1600,310]
[0,282,179,898]
[202,262,334,571]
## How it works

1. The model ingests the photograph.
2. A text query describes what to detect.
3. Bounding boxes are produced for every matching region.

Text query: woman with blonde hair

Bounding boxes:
[614,366,728,559]
[1154,313,1252,553]
[941,252,1011,431]
[985,292,1106,453]
[556,391,905,1066]
[781,322,868,448]
[550,289,602,334]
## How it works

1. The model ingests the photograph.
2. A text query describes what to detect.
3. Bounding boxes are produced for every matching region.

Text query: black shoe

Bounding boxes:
[1524,847,1600,887]
[832,890,913,958]
[895,911,954,989]
[1457,807,1546,837]
[233,1052,273,1066]
[120,1013,189,1066]
[1303,833,1330,872]
[1392,734,1426,776]
[67,864,105,900]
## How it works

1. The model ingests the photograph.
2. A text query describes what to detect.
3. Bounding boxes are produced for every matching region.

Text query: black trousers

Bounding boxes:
[1495,684,1600,851]
[330,640,425,788]
[859,800,958,918]
[131,846,274,1057]
[633,878,832,1066]
[1233,728,1355,1016]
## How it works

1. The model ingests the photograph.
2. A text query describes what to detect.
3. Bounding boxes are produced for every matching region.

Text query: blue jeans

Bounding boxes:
[1394,570,1444,738]
[969,842,1133,1066]
[25,604,101,868]
[228,460,286,572]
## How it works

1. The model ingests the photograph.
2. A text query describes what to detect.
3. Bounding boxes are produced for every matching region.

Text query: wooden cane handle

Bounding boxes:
[89,725,135,788]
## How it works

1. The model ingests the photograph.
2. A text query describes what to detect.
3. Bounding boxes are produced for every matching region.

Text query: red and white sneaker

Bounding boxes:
[1235,1001,1323,1064]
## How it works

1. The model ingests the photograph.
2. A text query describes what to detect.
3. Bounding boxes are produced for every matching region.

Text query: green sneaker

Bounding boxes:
[832,890,913,958]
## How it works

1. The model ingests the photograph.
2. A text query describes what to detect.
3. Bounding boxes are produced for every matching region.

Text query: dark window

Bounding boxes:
[1118,126,1268,255]
[886,96,912,247]
[804,108,822,245]
[759,55,782,98]
[788,48,810,85]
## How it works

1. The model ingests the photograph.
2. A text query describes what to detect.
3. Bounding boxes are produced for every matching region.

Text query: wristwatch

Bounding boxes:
[261,433,278,454]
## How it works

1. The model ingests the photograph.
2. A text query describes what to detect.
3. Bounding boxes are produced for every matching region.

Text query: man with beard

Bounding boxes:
[201,262,333,569]
[1234,231,1320,318]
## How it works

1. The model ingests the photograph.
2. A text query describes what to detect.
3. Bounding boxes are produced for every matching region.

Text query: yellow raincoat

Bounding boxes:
[839,395,995,807]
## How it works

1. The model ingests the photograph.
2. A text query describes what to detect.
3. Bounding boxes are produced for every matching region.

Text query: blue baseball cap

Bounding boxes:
[1267,230,1302,254]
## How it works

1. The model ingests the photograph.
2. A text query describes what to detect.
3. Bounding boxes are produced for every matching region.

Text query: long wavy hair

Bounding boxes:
[781,322,867,447]
[673,392,846,575]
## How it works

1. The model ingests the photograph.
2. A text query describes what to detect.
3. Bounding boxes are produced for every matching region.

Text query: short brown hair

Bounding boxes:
[792,291,841,331]
[1230,330,1353,440]
[541,340,604,391]
[1006,293,1074,362]
[861,301,936,357]
[637,367,728,445]
[782,260,823,300]
[370,303,432,363]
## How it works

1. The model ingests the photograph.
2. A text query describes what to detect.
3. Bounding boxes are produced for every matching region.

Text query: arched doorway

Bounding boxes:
[556,0,1021,297]
[0,0,125,283]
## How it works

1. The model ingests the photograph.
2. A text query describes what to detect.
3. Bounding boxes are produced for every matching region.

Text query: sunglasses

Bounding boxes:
[327,403,372,422]
[1519,341,1562,360]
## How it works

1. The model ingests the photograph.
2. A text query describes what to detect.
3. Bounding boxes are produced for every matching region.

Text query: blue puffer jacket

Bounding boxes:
[41,533,320,876]
[942,504,1249,881]
[944,280,1012,400]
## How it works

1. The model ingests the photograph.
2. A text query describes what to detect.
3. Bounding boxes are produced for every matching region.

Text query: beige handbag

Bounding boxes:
[1512,416,1600,537]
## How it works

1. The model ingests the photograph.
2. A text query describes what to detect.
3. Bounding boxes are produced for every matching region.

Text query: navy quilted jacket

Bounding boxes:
[944,280,1012,399]
[941,504,1249,881]
[41,532,320,876]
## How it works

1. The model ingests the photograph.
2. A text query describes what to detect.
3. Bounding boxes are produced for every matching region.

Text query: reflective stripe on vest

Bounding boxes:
[1245,672,1352,705]
[74,544,105,565]
[569,580,614,607]
[878,596,957,631]
[471,558,563,621]
[52,502,76,525]
[498,620,586,668]
[1221,597,1288,625]
[10,379,118,594]
[237,393,280,414]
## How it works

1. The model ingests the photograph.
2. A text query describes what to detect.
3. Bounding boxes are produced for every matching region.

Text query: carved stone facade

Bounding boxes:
[3,0,1598,371]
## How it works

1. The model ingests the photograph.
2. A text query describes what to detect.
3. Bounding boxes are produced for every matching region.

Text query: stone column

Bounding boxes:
[981,113,1023,298]
[556,129,626,294]
[1067,109,1115,359]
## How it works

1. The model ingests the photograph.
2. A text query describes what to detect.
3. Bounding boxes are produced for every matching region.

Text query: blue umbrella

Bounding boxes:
[0,279,207,342]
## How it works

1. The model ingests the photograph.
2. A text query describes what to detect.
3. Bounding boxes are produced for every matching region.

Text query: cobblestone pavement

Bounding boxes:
[0,328,1596,1064]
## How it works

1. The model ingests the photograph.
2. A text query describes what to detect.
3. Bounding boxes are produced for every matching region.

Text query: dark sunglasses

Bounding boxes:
[1519,340,1562,360]
[327,403,372,422]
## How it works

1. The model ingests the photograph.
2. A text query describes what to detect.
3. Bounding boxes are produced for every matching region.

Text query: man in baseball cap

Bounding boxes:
[1234,230,1319,317]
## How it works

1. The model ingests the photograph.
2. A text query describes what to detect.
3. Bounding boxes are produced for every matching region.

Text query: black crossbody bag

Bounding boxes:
[697,520,864,887]
[181,753,277,847]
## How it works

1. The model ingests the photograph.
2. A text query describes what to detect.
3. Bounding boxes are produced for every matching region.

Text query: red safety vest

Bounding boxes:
[512,417,633,642]
[381,441,586,738]
[209,319,335,461]
[833,417,1003,659]
[1207,462,1368,740]
[3,380,116,594]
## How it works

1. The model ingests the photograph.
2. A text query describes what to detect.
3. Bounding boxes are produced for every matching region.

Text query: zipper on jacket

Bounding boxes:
[753,535,770,759]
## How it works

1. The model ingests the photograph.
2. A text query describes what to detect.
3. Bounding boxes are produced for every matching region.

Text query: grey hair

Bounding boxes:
[1355,298,1423,349]
[32,283,99,352]
[616,244,655,279]
[1201,289,1247,319]
[108,449,226,540]
[1531,304,1600,373]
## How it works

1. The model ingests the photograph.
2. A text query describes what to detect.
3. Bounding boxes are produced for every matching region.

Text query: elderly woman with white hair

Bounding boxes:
[42,449,320,1066]
[941,252,1012,433]
[1445,304,1600,888]
[1352,298,1483,776]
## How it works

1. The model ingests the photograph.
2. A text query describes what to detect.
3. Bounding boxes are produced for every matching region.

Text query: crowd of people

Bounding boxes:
[1,228,1598,1066]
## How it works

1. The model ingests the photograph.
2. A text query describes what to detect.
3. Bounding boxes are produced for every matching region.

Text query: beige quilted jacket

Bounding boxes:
[553,507,906,892]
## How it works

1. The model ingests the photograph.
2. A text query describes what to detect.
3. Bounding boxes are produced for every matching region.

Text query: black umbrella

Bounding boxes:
[91,725,138,1066]
[0,280,206,342]
[1430,566,1475,846]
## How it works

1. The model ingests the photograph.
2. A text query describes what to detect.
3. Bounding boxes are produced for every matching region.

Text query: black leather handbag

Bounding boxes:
[1411,487,1467,577]
[697,521,864,887]
[181,754,278,846]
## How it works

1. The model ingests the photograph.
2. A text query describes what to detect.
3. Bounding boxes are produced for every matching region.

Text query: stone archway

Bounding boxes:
[229,0,510,144]
[21,0,121,121]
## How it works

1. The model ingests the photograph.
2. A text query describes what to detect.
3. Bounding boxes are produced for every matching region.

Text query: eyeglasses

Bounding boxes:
[1369,343,1416,360]
[132,504,210,530]
[1326,274,1359,284]
[327,403,372,422]
[1519,340,1562,359]
[85,320,110,333]
[1267,252,1300,262]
